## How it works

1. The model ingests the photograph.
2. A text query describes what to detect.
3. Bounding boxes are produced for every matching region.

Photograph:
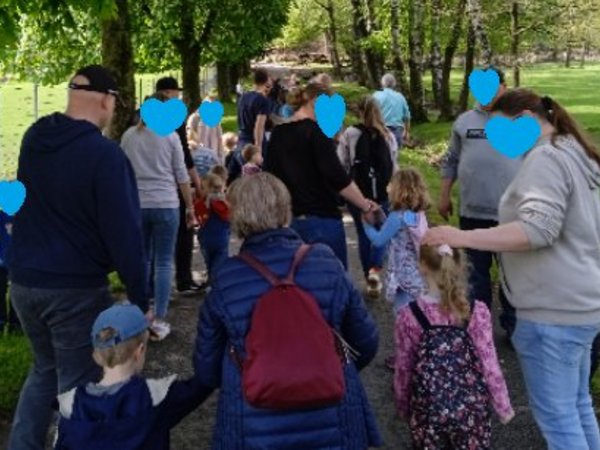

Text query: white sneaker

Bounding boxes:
[366,269,383,298]
[150,319,171,341]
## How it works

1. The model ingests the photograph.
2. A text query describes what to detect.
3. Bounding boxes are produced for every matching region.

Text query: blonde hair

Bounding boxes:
[242,144,261,163]
[203,172,225,195]
[357,96,388,138]
[227,172,292,239]
[388,168,431,212]
[419,245,471,323]
[222,132,238,151]
[92,329,148,369]
[286,83,331,111]
[210,165,228,184]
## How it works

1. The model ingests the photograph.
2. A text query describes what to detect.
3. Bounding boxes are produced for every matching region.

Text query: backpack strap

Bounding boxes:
[409,301,431,330]
[237,244,312,287]
[282,244,312,284]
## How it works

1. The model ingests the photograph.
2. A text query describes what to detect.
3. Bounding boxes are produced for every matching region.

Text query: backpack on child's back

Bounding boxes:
[351,125,393,203]
[232,245,353,410]
[408,300,490,426]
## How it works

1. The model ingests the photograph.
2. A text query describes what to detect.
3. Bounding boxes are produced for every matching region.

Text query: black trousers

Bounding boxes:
[0,266,19,329]
[175,199,195,288]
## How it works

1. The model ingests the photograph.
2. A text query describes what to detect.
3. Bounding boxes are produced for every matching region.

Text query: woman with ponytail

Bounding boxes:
[394,244,513,448]
[425,88,600,448]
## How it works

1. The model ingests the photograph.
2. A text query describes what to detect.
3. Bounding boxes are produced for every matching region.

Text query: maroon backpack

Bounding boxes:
[233,244,347,410]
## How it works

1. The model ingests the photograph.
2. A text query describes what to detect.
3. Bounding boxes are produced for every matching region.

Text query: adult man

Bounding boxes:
[373,73,411,149]
[155,77,204,294]
[438,67,519,338]
[228,69,271,183]
[7,65,147,449]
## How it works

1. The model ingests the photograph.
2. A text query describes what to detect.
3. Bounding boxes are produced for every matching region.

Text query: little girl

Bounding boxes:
[241,144,263,177]
[363,168,430,314]
[194,171,230,283]
[395,244,514,448]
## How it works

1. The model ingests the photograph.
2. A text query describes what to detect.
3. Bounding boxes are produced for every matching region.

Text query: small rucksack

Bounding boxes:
[351,125,393,203]
[408,301,490,426]
[233,245,348,410]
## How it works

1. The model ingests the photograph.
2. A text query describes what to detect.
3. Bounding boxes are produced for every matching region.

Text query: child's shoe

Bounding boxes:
[150,319,171,341]
[366,268,382,298]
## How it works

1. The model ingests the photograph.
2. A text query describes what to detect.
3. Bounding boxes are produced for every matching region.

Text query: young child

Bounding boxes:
[394,245,514,448]
[194,172,230,283]
[241,144,263,177]
[192,144,220,177]
[0,210,19,333]
[363,168,430,314]
[55,303,210,450]
[210,165,229,185]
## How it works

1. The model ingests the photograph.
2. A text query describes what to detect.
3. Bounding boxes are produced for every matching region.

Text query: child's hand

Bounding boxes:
[500,410,515,425]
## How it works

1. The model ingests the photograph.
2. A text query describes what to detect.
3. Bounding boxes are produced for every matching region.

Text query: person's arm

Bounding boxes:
[171,136,195,228]
[438,124,461,220]
[363,212,404,248]
[336,129,353,174]
[95,147,148,311]
[161,376,214,430]
[469,302,514,424]
[188,167,203,198]
[394,307,421,421]
[254,114,267,148]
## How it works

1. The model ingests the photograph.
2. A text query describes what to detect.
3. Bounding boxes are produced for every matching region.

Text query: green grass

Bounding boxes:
[1,63,600,415]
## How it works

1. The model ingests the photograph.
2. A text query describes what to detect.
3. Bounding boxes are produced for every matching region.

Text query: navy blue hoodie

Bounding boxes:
[7,113,147,310]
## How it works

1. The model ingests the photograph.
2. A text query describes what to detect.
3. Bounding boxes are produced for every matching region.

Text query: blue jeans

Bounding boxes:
[8,284,112,450]
[459,217,516,335]
[142,208,179,319]
[291,216,348,270]
[387,126,404,149]
[512,319,600,450]
[348,202,387,279]
[198,231,229,282]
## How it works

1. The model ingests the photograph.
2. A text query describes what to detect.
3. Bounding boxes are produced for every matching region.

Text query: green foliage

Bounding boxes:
[0,333,32,415]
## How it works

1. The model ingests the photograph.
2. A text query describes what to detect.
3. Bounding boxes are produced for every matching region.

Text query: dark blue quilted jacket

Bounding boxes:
[194,228,382,449]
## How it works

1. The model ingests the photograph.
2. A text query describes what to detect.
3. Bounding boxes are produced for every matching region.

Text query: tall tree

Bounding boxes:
[389,0,410,95]
[430,0,443,110]
[458,23,476,113]
[439,0,466,120]
[466,0,493,65]
[349,0,380,88]
[315,0,343,76]
[407,0,428,122]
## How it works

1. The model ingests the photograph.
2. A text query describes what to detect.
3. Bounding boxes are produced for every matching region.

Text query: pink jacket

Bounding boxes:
[394,296,514,422]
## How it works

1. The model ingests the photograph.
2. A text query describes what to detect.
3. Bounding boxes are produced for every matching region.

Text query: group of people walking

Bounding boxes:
[2,62,600,450]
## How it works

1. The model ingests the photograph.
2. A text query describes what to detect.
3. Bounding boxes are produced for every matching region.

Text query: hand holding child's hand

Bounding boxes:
[500,410,515,425]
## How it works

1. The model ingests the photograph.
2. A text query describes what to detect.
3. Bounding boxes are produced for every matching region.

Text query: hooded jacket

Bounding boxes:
[7,113,147,310]
[498,134,600,325]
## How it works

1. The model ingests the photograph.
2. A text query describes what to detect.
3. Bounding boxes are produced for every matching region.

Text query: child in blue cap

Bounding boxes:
[54,302,211,450]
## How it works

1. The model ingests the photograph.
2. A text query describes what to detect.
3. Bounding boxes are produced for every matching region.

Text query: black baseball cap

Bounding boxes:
[68,65,119,97]
[155,77,182,92]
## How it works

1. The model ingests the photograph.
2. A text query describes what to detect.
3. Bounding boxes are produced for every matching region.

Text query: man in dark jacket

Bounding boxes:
[6,65,147,450]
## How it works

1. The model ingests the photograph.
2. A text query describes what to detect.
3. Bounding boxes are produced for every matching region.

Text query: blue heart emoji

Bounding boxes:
[469,69,500,106]
[485,116,541,159]
[199,100,224,128]
[0,180,26,216]
[140,98,187,137]
[315,93,346,138]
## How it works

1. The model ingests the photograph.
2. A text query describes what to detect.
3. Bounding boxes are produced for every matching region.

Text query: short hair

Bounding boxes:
[92,329,148,369]
[210,165,228,183]
[222,132,238,150]
[227,173,292,239]
[254,69,269,86]
[242,144,261,163]
[203,172,225,194]
[381,73,396,89]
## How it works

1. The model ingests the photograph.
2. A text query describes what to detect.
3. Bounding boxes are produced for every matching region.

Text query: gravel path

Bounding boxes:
[143,217,545,449]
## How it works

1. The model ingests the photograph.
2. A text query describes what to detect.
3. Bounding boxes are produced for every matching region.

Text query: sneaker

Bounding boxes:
[177,281,207,296]
[366,269,383,298]
[149,319,171,341]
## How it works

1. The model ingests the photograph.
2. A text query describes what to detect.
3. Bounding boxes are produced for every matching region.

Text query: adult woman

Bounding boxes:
[121,93,195,341]
[425,89,600,449]
[337,95,398,296]
[187,92,225,163]
[265,83,378,269]
[193,173,381,449]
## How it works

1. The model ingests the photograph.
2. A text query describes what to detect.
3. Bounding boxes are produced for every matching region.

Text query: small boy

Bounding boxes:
[0,210,19,333]
[192,145,219,177]
[55,303,210,450]
[241,144,263,177]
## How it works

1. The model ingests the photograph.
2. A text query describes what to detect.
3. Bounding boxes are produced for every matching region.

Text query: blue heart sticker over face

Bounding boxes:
[199,100,224,128]
[0,180,26,215]
[140,98,187,136]
[485,116,541,159]
[469,69,500,106]
[315,93,346,138]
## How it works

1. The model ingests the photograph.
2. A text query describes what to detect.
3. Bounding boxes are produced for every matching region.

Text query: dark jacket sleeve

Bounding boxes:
[338,274,379,371]
[312,124,352,192]
[95,145,148,311]
[163,376,214,429]
[177,124,195,170]
[193,288,228,388]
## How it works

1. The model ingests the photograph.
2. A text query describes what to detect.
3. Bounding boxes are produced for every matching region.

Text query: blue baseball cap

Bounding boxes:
[91,303,149,349]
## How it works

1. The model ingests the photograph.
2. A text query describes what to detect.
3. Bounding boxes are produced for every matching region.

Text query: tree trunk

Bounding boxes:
[324,0,342,76]
[408,0,428,122]
[101,0,135,141]
[365,0,385,77]
[390,0,410,95]
[216,61,232,102]
[510,0,520,87]
[580,41,587,68]
[350,0,380,88]
[430,0,443,110]
[459,23,476,113]
[439,0,466,121]
[466,0,493,65]
[566,44,572,68]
